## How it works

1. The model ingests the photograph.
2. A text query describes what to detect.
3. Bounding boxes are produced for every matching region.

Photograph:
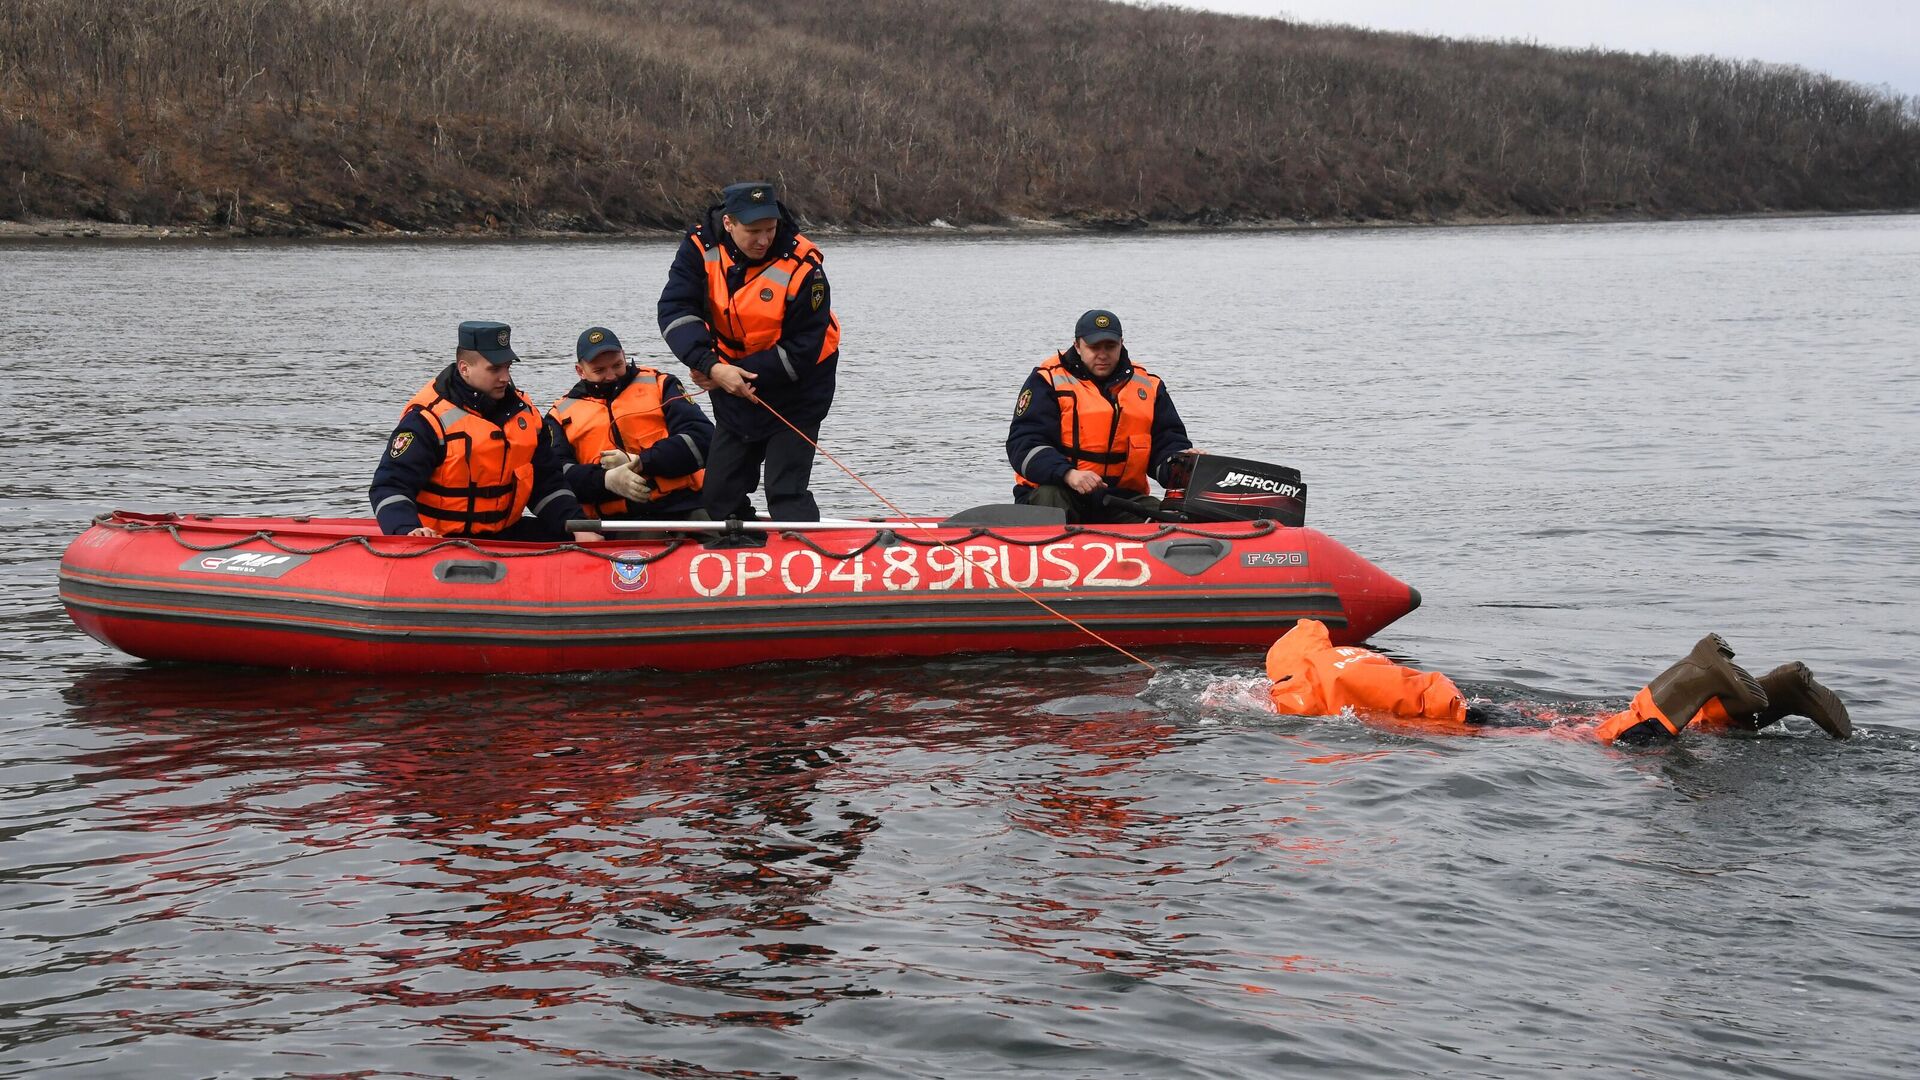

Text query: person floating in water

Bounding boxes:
[1264,619,1851,742]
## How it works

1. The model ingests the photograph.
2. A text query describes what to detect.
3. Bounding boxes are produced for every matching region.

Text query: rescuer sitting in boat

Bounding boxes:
[656,181,840,523]
[370,321,600,542]
[1265,619,1851,743]
[545,325,714,522]
[1006,309,1195,524]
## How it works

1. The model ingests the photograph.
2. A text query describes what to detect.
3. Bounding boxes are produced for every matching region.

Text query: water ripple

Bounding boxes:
[5,218,1920,1076]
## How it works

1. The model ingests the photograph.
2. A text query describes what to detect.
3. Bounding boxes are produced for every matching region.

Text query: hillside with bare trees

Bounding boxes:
[4,0,1917,235]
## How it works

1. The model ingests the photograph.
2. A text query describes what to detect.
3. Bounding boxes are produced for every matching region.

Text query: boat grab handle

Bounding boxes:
[434,559,508,584]
[1147,538,1228,577]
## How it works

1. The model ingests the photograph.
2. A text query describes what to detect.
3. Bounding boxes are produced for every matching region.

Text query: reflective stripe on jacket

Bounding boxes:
[549,368,704,517]
[401,380,538,536]
[1016,352,1162,495]
[1266,619,1468,724]
[695,231,841,365]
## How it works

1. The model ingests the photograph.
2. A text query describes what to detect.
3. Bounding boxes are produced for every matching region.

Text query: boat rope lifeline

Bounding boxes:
[116,517,693,565]
[105,513,1271,563]
[748,394,1162,674]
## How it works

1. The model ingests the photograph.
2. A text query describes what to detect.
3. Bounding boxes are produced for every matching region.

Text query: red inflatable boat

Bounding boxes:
[59,510,1421,674]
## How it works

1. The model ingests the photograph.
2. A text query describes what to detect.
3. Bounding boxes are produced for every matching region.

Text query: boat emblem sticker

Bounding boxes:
[611,553,651,592]
[1242,551,1308,568]
[181,551,310,578]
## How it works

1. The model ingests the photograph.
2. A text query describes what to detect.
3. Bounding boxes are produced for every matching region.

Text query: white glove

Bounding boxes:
[599,449,636,470]
[605,465,652,502]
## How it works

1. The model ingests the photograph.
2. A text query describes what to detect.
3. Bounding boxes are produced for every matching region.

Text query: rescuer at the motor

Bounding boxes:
[1006,309,1195,524]
[546,325,714,522]
[655,181,840,522]
[370,320,599,542]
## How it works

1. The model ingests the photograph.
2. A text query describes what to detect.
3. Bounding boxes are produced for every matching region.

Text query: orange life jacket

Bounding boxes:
[1592,691,1731,742]
[401,380,539,536]
[1017,353,1163,495]
[548,368,704,517]
[695,231,841,363]
[1266,619,1468,724]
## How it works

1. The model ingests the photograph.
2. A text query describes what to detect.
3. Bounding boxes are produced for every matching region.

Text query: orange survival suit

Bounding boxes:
[1266,624,1849,743]
[1265,619,1468,724]
[1593,689,1733,741]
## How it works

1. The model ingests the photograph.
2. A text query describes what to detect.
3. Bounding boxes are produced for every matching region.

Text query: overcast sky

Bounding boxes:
[1163,1,1919,97]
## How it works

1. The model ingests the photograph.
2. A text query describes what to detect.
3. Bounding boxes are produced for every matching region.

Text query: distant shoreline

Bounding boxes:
[11,1,1916,248]
[4,207,1912,244]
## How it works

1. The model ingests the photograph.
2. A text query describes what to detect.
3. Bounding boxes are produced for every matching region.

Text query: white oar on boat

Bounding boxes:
[570,503,1073,534]
[569,518,954,533]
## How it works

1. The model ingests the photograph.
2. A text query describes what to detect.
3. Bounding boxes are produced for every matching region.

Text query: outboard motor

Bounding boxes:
[1166,454,1307,527]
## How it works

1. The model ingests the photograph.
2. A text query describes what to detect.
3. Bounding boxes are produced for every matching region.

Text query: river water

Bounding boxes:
[2,216,1918,1077]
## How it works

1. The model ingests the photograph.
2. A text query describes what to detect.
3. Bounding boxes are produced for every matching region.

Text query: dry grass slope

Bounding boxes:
[3,0,1916,234]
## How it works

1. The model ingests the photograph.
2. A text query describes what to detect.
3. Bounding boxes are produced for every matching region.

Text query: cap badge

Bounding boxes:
[1094,315,1111,328]
[497,329,510,347]
[588,330,604,344]
[751,189,766,201]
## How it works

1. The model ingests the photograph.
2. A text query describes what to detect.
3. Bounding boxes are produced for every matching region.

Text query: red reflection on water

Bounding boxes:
[55,662,1370,1051]
[1006,716,1181,848]
[58,666,925,1043]
[63,662,1284,1047]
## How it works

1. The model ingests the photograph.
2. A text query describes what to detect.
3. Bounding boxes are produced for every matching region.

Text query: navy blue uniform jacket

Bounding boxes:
[655,208,838,439]
[369,364,583,536]
[1005,347,1193,501]
[543,365,715,515]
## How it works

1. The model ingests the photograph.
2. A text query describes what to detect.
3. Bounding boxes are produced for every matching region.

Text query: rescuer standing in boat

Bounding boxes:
[1264,620,1852,743]
[370,321,599,542]
[546,325,714,522]
[656,181,840,522]
[1007,309,1195,524]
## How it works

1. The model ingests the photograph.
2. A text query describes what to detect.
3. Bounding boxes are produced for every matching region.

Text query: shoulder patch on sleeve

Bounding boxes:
[1015,388,1032,417]
[389,431,415,459]
[810,279,826,311]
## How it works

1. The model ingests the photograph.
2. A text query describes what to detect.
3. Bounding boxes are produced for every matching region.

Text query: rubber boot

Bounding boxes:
[1647,634,1770,729]
[1747,662,1852,740]
[1641,634,1770,736]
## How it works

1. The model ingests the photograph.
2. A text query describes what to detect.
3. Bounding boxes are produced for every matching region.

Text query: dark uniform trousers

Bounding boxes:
[701,423,822,522]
